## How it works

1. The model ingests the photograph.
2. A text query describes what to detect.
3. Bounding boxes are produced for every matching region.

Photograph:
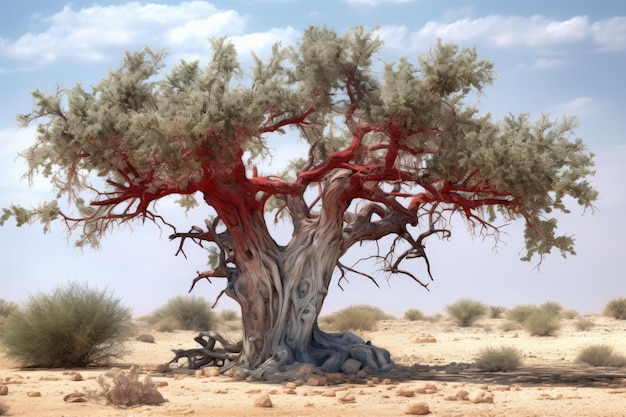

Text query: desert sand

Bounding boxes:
[1,315,626,416]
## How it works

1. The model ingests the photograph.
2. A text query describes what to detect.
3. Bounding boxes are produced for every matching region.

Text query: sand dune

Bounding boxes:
[1,316,625,416]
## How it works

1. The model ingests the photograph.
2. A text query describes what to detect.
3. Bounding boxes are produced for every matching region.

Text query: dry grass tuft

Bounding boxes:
[95,366,166,407]
[576,344,626,367]
[475,345,523,372]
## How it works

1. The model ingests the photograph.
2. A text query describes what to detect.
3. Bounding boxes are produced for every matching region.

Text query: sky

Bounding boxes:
[1,0,625,317]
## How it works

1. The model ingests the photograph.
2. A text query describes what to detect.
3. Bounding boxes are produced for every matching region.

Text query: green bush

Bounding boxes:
[404,308,426,321]
[506,304,537,324]
[445,298,487,327]
[475,345,523,372]
[149,295,214,331]
[323,304,393,331]
[539,301,563,317]
[523,308,560,336]
[603,298,626,320]
[576,344,626,367]
[0,282,131,368]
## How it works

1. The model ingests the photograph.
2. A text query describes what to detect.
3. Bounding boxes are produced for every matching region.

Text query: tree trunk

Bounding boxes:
[211,170,393,378]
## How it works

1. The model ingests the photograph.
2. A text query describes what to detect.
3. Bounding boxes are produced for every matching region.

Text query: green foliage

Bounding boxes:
[475,345,523,372]
[603,298,626,320]
[523,308,561,336]
[149,296,214,331]
[323,305,392,331]
[576,344,626,367]
[445,298,487,327]
[506,304,537,324]
[403,308,426,321]
[96,366,166,407]
[539,301,563,317]
[0,283,131,367]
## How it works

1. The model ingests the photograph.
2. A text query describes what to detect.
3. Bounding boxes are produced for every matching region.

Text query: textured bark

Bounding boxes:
[205,169,393,377]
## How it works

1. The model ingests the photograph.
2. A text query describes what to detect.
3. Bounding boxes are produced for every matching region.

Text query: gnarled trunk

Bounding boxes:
[213,170,393,378]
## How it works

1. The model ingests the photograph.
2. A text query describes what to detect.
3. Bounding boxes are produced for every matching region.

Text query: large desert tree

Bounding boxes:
[2,26,596,377]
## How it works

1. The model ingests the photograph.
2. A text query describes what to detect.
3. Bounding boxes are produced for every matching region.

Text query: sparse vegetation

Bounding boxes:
[0,299,18,318]
[523,308,560,336]
[488,305,506,319]
[148,296,215,331]
[577,344,626,367]
[562,309,579,319]
[219,309,240,321]
[0,282,131,367]
[404,308,426,321]
[506,304,537,324]
[322,305,393,331]
[475,345,523,372]
[95,366,166,407]
[574,316,595,331]
[603,298,626,320]
[153,317,180,333]
[499,320,522,332]
[445,298,487,327]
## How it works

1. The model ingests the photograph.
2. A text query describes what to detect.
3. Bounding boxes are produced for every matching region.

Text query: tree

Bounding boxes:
[1,26,597,378]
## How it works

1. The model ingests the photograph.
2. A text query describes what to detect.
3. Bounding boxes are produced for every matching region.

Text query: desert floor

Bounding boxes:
[1,316,626,416]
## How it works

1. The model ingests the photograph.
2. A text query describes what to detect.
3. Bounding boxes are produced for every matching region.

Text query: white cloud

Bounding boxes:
[550,96,597,118]
[345,0,417,6]
[516,57,571,71]
[0,2,249,64]
[592,17,626,51]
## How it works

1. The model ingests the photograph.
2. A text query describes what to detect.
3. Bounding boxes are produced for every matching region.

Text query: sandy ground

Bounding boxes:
[1,316,626,416]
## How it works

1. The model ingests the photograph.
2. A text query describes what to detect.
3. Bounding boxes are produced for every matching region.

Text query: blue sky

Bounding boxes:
[1,0,625,317]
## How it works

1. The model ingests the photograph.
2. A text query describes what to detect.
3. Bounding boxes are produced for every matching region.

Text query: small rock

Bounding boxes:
[63,392,88,403]
[296,364,314,375]
[326,372,342,383]
[70,372,83,381]
[155,364,171,373]
[468,389,494,404]
[456,389,469,400]
[155,381,169,387]
[415,336,437,343]
[40,376,59,381]
[283,389,297,395]
[135,333,155,343]
[341,358,362,375]
[203,367,221,377]
[0,385,8,395]
[306,375,327,386]
[322,390,336,397]
[338,394,356,403]
[396,387,415,397]
[195,370,204,378]
[253,395,273,408]
[404,402,430,415]
[285,382,297,389]
[105,367,122,377]
[27,391,42,397]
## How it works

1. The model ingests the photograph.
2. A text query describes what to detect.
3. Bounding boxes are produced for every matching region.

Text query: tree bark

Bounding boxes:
[208,169,393,378]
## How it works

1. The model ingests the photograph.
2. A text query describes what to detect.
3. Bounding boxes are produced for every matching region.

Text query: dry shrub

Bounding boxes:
[488,305,506,319]
[577,344,626,367]
[475,345,523,372]
[404,308,426,321]
[96,366,166,407]
[445,298,487,327]
[323,305,393,331]
[562,309,579,319]
[603,298,626,320]
[574,317,594,331]
[219,309,239,321]
[523,309,560,336]
[149,296,214,331]
[153,317,180,332]
[499,320,521,332]
[506,304,537,324]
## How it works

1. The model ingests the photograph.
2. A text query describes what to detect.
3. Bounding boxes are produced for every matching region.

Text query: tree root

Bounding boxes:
[167,331,242,370]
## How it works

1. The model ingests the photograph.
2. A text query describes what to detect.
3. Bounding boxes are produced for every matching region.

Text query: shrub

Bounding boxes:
[0,282,131,367]
[574,317,594,331]
[404,308,426,321]
[577,344,626,367]
[324,304,392,331]
[96,366,166,407]
[506,304,537,324]
[219,309,240,321]
[488,305,506,319]
[153,317,180,332]
[499,320,521,332]
[445,298,487,327]
[149,295,215,331]
[523,308,560,336]
[603,298,626,320]
[0,299,18,318]
[562,309,579,319]
[539,301,563,317]
[475,345,523,372]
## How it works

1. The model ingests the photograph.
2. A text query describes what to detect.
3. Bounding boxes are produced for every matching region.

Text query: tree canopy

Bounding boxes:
[1,26,597,375]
